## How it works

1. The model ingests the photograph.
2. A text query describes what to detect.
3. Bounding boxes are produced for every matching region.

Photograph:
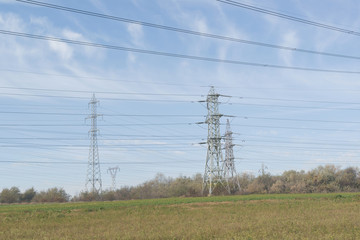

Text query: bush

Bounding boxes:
[102,190,116,201]
[21,187,36,203]
[3,164,360,204]
[72,191,103,202]
[0,187,21,204]
[32,187,69,203]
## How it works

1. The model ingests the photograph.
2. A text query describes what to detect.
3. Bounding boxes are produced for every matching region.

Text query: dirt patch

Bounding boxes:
[179,201,235,210]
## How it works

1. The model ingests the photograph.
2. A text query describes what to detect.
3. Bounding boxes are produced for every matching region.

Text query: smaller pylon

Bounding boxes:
[107,166,120,191]
[223,119,241,193]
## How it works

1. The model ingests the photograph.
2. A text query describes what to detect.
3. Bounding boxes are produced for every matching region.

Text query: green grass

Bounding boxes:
[1,193,360,239]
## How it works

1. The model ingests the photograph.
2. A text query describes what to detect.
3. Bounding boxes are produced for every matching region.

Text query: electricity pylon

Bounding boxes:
[202,86,229,196]
[107,166,119,191]
[85,93,102,195]
[224,119,241,193]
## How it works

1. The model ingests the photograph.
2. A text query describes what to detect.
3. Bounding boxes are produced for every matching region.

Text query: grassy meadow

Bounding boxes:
[1,193,360,239]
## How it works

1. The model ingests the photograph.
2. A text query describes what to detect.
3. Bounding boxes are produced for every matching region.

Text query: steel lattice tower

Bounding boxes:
[85,93,102,195]
[224,119,241,192]
[107,166,119,191]
[202,87,229,196]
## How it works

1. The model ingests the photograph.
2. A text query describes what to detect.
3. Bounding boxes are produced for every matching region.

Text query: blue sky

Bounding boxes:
[1,0,360,195]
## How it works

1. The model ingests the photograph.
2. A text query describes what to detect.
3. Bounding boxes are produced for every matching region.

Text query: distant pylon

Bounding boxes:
[107,166,119,191]
[224,119,241,193]
[202,86,229,196]
[85,93,102,195]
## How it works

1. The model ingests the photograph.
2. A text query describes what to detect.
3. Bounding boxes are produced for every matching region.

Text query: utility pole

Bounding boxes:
[202,86,229,196]
[85,93,102,196]
[224,119,241,193]
[107,166,119,191]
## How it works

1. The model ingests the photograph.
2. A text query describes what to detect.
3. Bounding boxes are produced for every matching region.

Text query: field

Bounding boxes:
[1,193,360,239]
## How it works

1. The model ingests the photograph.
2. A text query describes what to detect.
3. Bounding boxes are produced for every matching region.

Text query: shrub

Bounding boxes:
[32,187,69,203]
[21,187,36,203]
[0,187,21,204]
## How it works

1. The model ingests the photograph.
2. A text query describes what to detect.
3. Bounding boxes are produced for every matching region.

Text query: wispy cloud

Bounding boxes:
[48,41,73,60]
[279,31,299,66]
[0,12,25,31]
[127,24,144,46]
[89,0,110,14]
[0,0,13,3]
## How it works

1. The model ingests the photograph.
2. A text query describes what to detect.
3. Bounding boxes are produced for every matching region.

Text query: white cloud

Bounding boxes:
[48,40,73,60]
[279,31,299,66]
[193,18,208,33]
[62,29,83,40]
[127,52,137,63]
[127,24,144,47]
[90,0,110,14]
[0,12,24,31]
[29,16,48,28]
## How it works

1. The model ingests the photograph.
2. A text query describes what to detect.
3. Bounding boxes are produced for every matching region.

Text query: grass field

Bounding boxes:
[1,193,360,239]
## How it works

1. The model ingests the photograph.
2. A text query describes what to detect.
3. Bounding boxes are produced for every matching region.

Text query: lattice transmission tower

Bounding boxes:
[202,86,229,196]
[107,166,119,191]
[223,119,241,193]
[85,93,102,195]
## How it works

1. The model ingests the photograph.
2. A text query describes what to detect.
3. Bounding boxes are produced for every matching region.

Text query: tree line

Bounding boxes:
[1,165,360,203]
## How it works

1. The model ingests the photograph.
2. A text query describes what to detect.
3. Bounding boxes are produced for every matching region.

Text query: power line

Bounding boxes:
[0,160,199,165]
[3,111,360,126]
[216,86,360,92]
[0,92,198,102]
[2,86,360,105]
[1,140,358,151]
[236,116,360,124]
[1,29,360,74]
[238,133,360,144]
[232,124,360,132]
[0,123,194,127]
[0,111,204,117]
[238,158,360,165]
[0,68,200,86]
[1,159,359,165]
[2,93,360,111]
[15,0,360,60]
[1,137,359,148]
[217,0,360,37]
[0,86,201,97]
[240,149,357,157]
[243,144,360,152]
[243,139,360,148]
[0,140,201,146]
[231,102,360,111]
[3,69,360,92]
[239,96,360,105]
[3,111,360,124]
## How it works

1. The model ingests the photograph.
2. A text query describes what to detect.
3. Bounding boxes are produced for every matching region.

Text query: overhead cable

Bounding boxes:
[2,86,360,105]
[1,29,360,74]
[217,0,360,36]
[15,0,360,60]
[232,123,360,132]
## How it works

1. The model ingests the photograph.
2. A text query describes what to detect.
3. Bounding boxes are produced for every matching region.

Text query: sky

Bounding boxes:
[1,0,360,195]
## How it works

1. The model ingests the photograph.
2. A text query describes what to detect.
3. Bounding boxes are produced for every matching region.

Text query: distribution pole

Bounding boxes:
[107,166,119,191]
[202,86,229,196]
[85,93,102,196]
[224,119,241,192]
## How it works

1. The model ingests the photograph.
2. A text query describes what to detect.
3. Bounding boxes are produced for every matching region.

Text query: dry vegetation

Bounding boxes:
[1,193,360,239]
[1,165,360,204]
